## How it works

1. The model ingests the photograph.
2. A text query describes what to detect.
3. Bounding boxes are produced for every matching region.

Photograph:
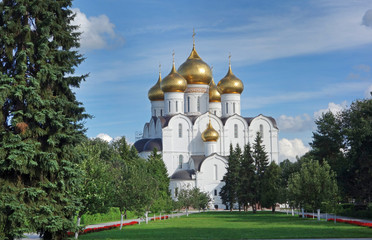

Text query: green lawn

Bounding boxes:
[78,211,372,239]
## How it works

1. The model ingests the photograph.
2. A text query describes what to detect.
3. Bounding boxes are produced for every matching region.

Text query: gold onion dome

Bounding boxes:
[217,64,244,94]
[201,120,219,142]
[178,46,212,85]
[209,77,221,102]
[148,72,164,101]
[160,62,187,93]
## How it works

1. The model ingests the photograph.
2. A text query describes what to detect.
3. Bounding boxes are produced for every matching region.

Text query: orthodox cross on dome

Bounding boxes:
[211,65,213,73]
[192,28,196,48]
[172,50,175,64]
[159,63,161,74]
[229,52,231,67]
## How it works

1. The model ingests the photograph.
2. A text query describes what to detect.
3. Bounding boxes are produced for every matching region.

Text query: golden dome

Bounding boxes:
[148,72,164,101]
[201,120,219,142]
[161,62,187,93]
[217,65,244,94]
[178,46,212,85]
[209,78,221,102]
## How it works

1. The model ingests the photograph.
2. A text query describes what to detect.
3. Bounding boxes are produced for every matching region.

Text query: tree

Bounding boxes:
[110,137,154,229]
[146,149,172,213]
[177,187,193,216]
[0,1,87,239]
[252,132,269,209]
[261,162,282,212]
[75,138,113,238]
[191,187,211,212]
[342,99,372,203]
[310,111,348,198]
[237,144,257,212]
[220,144,241,211]
[287,160,338,212]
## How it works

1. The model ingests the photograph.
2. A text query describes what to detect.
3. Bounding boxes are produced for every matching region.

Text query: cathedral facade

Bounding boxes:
[134,41,279,209]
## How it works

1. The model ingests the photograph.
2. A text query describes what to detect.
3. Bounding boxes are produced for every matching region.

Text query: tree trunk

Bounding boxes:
[186,208,189,216]
[75,216,81,239]
[272,205,276,213]
[120,212,124,230]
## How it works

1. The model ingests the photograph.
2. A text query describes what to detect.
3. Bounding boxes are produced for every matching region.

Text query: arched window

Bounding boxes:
[178,123,182,138]
[234,124,238,138]
[233,102,236,113]
[187,96,190,112]
[176,101,178,112]
[154,109,156,116]
[168,101,171,112]
[160,109,163,116]
[179,155,183,168]
[214,164,218,180]
[226,103,228,114]
[197,96,200,111]
[260,124,264,138]
[214,110,216,115]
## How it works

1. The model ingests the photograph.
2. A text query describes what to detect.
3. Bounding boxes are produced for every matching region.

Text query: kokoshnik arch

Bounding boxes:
[134,35,279,209]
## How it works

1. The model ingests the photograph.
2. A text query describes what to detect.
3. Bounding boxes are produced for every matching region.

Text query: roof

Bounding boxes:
[170,169,195,180]
[134,138,162,152]
[158,114,278,129]
[190,155,206,171]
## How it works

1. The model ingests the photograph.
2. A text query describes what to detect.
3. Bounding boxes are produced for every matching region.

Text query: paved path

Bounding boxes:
[21,211,197,239]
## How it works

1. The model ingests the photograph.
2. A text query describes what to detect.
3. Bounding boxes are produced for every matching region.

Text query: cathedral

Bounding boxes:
[134,37,279,209]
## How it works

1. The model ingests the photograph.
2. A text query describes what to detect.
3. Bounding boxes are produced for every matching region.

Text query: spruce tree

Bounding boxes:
[252,132,269,209]
[220,144,241,211]
[238,144,257,212]
[0,1,87,239]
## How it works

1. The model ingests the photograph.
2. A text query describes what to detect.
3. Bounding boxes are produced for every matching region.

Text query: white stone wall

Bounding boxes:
[184,84,209,115]
[151,100,164,117]
[164,92,184,116]
[222,116,249,155]
[221,93,241,117]
[209,102,222,117]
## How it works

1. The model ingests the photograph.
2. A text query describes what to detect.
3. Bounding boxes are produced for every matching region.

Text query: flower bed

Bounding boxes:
[67,215,170,236]
[327,218,372,228]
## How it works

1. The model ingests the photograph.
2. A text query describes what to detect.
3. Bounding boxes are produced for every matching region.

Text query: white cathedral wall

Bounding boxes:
[192,114,223,155]
[149,118,156,138]
[143,123,149,138]
[196,156,227,209]
[221,94,241,117]
[184,84,209,115]
[151,100,164,117]
[169,180,195,200]
[223,116,249,155]
[162,115,192,175]
[209,102,222,117]
[249,116,279,164]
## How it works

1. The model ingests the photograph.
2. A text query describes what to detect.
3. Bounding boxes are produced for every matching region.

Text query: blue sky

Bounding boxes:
[71,0,372,161]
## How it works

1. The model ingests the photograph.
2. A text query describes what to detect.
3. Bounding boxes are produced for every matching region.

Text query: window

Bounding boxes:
[176,101,178,112]
[197,96,200,111]
[168,101,171,112]
[226,103,228,113]
[178,123,182,138]
[214,164,218,180]
[154,109,156,116]
[214,111,216,115]
[234,124,238,138]
[179,155,183,168]
[214,189,218,196]
[160,109,163,116]
[175,187,179,197]
[233,102,236,113]
[187,96,190,112]
[260,124,264,138]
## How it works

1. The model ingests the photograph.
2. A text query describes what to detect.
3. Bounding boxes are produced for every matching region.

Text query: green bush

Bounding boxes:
[80,208,136,225]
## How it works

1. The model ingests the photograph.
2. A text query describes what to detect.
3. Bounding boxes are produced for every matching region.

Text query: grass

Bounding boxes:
[78,211,372,239]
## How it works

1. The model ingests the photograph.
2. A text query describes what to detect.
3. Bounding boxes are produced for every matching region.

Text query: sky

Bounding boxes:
[70,0,372,162]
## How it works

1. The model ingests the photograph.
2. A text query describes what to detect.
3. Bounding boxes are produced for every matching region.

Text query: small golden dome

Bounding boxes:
[209,78,221,102]
[148,72,164,101]
[217,65,244,94]
[201,120,219,142]
[161,62,187,93]
[178,46,212,85]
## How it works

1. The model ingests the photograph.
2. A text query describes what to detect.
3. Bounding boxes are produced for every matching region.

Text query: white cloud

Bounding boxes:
[362,9,372,28]
[366,85,372,98]
[71,8,124,50]
[314,101,347,119]
[95,133,113,142]
[279,138,310,162]
[277,114,313,132]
